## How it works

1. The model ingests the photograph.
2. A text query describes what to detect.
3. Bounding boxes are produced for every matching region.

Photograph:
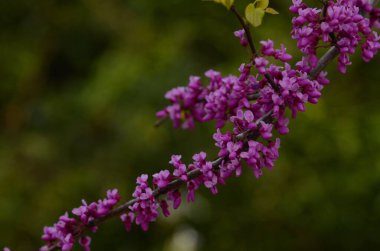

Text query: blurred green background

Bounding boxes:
[1,0,380,250]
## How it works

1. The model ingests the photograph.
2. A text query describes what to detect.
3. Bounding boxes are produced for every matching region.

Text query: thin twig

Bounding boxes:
[154,118,166,128]
[230,5,257,58]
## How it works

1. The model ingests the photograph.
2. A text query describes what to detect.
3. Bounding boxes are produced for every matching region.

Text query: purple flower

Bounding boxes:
[226,141,243,160]
[275,115,290,135]
[234,29,248,47]
[261,40,292,62]
[259,121,273,140]
[167,190,182,209]
[129,175,159,231]
[186,180,198,202]
[170,155,188,181]
[120,212,135,232]
[362,31,380,62]
[261,40,275,56]
[79,236,91,251]
[213,129,232,157]
[240,140,264,178]
[230,109,256,134]
[262,138,281,169]
[220,158,242,178]
[192,152,219,194]
[160,200,171,217]
[254,57,269,74]
[153,170,171,188]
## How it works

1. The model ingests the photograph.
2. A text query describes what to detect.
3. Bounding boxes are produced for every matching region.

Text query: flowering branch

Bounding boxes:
[3,1,378,251]
[46,39,355,251]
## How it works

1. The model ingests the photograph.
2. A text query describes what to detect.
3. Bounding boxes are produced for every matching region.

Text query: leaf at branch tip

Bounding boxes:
[265,7,279,15]
[245,3,265,27]
[256,0,269,9]
[211,0,234,9]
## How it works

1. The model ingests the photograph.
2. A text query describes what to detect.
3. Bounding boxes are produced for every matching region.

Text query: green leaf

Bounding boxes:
[245,3,265,27]
[265,7,279,15]
[256,0,269,9]
[223,0,234,9]
[212,0,234,9]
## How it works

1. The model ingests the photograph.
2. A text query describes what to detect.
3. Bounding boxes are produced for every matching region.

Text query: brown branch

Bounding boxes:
[309,46,340,80]
[154,117,166,128]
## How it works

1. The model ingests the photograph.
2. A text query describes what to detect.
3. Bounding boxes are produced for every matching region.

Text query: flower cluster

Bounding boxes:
[234,29,248,47]
[240,139,281,178]
[40,189,120,251]
[156,65,258,129]
[124,175,159,231]
[291,0,380,73]
[122,151,222,233]
[158,37,332,132]
[156,76,206,129]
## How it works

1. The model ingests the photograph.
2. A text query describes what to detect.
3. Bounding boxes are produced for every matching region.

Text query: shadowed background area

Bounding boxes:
[1,0,380,250]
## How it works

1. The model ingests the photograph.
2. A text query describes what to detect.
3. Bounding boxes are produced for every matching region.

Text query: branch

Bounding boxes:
[94,157,225,225]
[309,46,339,79]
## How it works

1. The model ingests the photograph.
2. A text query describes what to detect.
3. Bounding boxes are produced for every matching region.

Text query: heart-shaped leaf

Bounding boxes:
[212,0,234,9]
[256,0,269,9]
[245,3,265,27]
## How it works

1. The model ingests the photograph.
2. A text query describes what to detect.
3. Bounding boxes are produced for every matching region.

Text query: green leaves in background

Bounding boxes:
[245,0,278,27]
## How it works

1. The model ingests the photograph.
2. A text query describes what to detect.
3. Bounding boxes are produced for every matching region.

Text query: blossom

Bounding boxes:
[193,152,219,194]
[79,236,91,251]
[120,212,135,232]
[234,29,248,47]
[170,155,188,181]
[128,175,160,231]
[167,190,182,209]
[153,170,171,188]
[259,121,273,140]
[230,109,257,134]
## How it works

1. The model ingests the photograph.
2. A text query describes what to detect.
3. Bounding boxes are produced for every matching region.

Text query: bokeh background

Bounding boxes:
[1,0,380,250]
